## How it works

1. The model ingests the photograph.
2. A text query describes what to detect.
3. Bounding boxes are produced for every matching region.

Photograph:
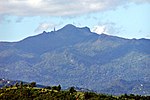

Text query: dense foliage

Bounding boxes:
[0,82,149,100]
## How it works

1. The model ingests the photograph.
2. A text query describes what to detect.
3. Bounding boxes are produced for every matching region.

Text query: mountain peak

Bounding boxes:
[62,24,76,29]
[57,24,92,37]
[60,24,91,32]
[79,26,91,33]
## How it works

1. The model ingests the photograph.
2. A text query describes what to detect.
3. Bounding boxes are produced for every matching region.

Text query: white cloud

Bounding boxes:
[92,25,108,35]
[0,0,149,17]
[15,17,23,23]
[130,0,150,4]
[35,23,56,32]
[0,15,4,23]
[92,22,123,35]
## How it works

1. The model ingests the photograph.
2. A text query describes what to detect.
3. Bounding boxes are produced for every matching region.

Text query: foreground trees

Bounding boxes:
[0,82,149,100]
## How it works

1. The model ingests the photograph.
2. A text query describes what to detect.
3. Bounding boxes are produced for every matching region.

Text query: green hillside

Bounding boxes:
[0,82,149,100]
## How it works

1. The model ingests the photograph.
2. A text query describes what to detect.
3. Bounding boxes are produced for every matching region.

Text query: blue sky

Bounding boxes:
[0,0,150,42]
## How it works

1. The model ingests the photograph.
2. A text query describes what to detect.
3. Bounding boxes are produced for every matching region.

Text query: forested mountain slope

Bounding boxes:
[0,24,150,95]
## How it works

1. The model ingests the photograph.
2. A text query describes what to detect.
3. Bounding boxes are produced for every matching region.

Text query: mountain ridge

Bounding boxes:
[0,24,150,95]
[0,24,149,43]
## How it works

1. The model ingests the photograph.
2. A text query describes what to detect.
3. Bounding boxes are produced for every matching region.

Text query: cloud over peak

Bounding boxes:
[92,25,107,35]
[35,23,56,33]
[0,0,149,17]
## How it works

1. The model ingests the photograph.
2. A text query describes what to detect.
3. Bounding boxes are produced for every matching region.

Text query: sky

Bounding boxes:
[0,0,150,42]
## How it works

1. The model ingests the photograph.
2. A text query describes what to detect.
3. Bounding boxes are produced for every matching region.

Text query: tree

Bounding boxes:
[14,82,19,88]
[30,82,36,88]
[58,85,61,91]
[20,82,23,89]
[52,85,61,91]
[69,87,76,94]
[52,86,58,91]
[45,86,51,89]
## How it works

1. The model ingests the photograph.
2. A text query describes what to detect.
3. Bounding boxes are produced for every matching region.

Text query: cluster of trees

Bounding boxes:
[84,92,150,100]
[3,81,36,89]
[45,84,61,91]
[0,84,77,100]
[0,82,150,100]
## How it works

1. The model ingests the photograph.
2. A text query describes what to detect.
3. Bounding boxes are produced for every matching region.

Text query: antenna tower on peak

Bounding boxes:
[54,27,56,32]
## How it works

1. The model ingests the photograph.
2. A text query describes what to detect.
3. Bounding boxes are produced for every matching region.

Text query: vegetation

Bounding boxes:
[0,82,149,100]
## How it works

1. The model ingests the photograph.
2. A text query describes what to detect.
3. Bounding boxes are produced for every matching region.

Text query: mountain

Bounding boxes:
[0,24,150,95]
[101,79,150,95]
